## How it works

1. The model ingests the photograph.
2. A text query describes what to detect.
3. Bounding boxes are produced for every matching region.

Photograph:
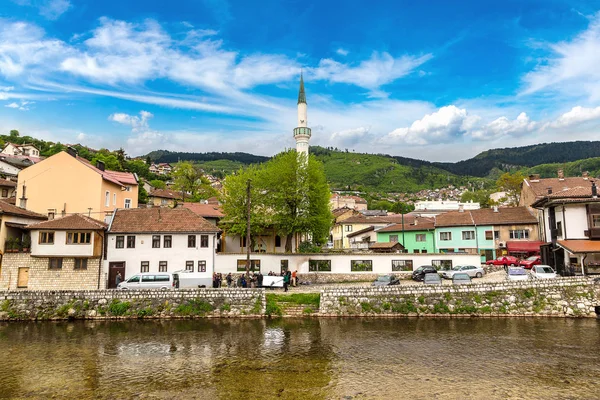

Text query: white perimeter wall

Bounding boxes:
[214,253,482,274]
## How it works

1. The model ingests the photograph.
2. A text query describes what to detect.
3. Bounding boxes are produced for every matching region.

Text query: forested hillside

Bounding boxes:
[146,150,269,165]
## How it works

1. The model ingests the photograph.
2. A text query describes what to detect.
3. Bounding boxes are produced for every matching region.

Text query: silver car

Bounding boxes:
[117,273,175,290]
[442,265,485,279]
[423,273,442,285]
[531,265,557,279]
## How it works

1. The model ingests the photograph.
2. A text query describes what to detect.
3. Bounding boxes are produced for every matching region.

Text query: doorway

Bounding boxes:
[108,262,125,289]
[17,267,29,288]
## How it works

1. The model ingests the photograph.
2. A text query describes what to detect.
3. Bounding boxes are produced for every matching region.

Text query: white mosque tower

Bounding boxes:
[293,72,311,156]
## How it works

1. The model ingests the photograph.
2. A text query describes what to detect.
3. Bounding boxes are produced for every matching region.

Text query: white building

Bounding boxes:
[1,142,41,157]
[414,200,480,216]
[104,207,221,288]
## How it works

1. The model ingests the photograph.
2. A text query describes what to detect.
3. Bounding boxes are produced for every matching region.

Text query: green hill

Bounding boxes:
[521,157,600,179]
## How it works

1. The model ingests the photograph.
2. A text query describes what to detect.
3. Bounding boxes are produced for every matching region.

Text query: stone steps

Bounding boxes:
[281,304,318,317]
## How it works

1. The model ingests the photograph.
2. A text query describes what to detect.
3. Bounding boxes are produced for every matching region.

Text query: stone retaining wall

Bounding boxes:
[298,272,412,284]
[0,288,265,320]
[319,277,600,317]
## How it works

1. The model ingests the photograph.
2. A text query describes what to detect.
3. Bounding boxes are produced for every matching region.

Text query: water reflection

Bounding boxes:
[0,318,598,399]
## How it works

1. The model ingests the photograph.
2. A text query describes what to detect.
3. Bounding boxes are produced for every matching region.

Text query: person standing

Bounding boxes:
[257,272,263,288]
[283,271,291,292]
[292,270,297,287]
[226,273,233,288]
[115,272,122,288]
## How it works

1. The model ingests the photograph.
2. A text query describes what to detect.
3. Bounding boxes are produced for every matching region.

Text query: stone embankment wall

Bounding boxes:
[320,277,600,317]
[0,289,264,320]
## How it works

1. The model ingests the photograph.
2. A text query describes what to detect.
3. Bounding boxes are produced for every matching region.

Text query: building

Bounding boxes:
[16,148,138,221]
[331,214,406,249]
[1,142,41,157]
[434,207,539,262]
[0,154,40,178]
[0,199,47,256]
[413,200,480,216]
[104,208,221,288]
[149,163,173,176]
[330,193,368,211]
[182,203,225,226]
[293,72,311,156]
[0,178,16,200]
[147,188,182,207]
[376,216,436,254]
[0,214,107,290]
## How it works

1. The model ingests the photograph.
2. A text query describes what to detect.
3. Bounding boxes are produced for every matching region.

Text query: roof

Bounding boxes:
[26,214,107,230]
[0,199,46,220]
[148,188,182,200]
[330,194,367,204]
[0,179,16,187]
[74,154,137,187]
[435,207,537,227]
[0,154,38,168]
[377,217,435,232]
[346,226,375,238]
[557,239,600,253]
[109,207,221,234]
[506,240,544,253]
[530,184,600,208]
[182,203,225,218]
[332,207,356,218]
[524,177,594,197]
[369,242,405,249]
[338,214,407,225]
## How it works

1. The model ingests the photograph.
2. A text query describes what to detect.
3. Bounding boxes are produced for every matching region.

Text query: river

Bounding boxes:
[0,318,599,399]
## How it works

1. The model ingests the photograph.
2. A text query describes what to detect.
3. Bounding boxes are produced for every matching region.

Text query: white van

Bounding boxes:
[117,273,175,290]
[173,270,212,289]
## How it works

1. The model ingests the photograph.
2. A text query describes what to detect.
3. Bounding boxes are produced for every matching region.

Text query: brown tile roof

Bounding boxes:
[377,217,435,232]
[332,206,356,217]
[0,179,16,187]
[182,203,225,218]
[338,214,407,225]
[26,214,107,230]
[557,239,600,253]
[0,200,46,220]
[435,207,537,227]
[74,154,138,186]
[546,186,593,198]
[4,197,15,205]
[346,226,375,238]
[109,207,221,233]
[149,188,183,200]
[369,241,404,249]
[524,177,594,197]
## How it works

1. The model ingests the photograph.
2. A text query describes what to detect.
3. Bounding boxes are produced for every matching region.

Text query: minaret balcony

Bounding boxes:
[293,127,312,137]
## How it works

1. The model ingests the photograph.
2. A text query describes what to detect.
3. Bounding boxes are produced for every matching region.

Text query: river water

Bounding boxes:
[0,318,599,399]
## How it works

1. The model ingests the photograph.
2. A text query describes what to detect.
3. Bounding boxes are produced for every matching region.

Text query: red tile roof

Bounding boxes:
[524,177,594,197]
[149,188,182,200]
[369,242,404,249]
[435,207,537,227]
[377,217,435,232]
[26,214,107,230]
[0,199,46,220]
[557,239,600,253]
[0,179,16,187]
[346,226,375,238]
[109,207,221,233]
[75,154,138,187]
[182,203,225,218]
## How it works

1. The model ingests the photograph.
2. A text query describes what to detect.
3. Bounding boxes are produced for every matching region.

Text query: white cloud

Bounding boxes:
[4,100,32,110]
[470,112,537,140]
[336,48,349,56]
[330,126,371,146]
[39,0,71,20]
[549,105,600,128]
[5,102,19,108]
[109,110,154,132]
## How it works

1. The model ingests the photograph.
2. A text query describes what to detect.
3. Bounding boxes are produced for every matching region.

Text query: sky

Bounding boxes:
[2,0,600,161]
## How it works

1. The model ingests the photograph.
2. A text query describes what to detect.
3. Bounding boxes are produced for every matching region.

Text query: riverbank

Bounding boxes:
[1,276,598,320]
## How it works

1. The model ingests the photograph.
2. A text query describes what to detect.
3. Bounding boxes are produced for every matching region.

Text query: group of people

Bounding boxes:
[211,270,299,290]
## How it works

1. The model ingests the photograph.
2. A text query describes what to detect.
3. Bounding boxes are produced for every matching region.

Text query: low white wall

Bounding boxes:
[214,252,482,274]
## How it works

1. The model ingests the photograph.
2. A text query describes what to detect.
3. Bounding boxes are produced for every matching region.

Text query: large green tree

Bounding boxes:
[496,171,525,206]
[172,161,217,202]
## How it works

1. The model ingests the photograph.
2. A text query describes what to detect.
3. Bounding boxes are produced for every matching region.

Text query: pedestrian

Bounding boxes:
[236,274,242,288]
[283,270,290,292]
[115,271,122,288]
[257,272,263,288]
[292,270,297,287]
[241,274,247,288]
[226,273,233,288]
[212,272,218,288]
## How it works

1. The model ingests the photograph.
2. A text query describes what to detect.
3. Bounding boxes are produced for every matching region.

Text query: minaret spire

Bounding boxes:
[297,71,306,105]
[293,71,311,156]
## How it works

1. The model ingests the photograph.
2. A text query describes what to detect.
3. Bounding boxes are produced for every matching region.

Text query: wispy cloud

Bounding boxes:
[11,0,72,20]
[336,48,349,56]
[4,100,32,110]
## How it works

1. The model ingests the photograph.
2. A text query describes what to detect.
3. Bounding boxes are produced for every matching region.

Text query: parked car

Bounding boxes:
[173,270,212,288]
[531,265,557,279]
[412,265,438,281]
[519,255,541,269]
[486,256,520,267]
[423,273,442,285]
[372,274,400,286]
[117,273,175,290]
[441,265,485,279]
[506,267,529,281]
[452,273,472,285]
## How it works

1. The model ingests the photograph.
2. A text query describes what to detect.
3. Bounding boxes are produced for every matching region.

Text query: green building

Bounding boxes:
[376,216,436,254]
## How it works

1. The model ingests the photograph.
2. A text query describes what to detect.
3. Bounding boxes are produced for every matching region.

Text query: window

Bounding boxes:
[74,258,87,270]
[188,235,196,248]
[185,261,194,271]
[440,232,452,241]
[67,232,91,244]
[198,261,206,272]
[200,235,209,248]
[1,189,7,197]
[415,234,426,242]
[389,234,399,243]
[39,231,54,244]
[240,236,247,247]
[432,260,453,270]
[124,199,131,209]
[105,191,110,207]
[159,261,167,272]
[236,259,261,272]
[494,231,500,240]
[164,235,172,248]
[275,235,281,247]
[113,193,116,205]
[48,258,63,269]
[116,235,124,248]
[126,235,136,248]
[413,249,420,253]
[421,249,427,254]
[280,260,289,273]
[593,215,600,228]
[392,260,413,271]
[485,230,493,240]
[462,231,475,240]
[125,186,131,192]
[309,260,331,272]
[557,221,563,236]
[509,230,530,239]
[345,225,352,232]
[351,260,373,272]
[152,235,161,248]
[141,261,149,273]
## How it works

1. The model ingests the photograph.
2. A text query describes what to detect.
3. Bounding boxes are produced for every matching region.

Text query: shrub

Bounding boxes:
[108,299,131,316]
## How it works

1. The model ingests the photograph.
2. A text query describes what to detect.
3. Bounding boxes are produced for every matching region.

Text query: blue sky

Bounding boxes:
[1,0,600,161]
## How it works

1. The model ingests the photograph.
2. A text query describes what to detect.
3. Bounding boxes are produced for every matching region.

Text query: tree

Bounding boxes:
[172,161,217,202]
[461,189,496,208]
[124,159,151,179]
[9,130,19,139]
[91,151,122,171]
[391,201,415,214]
[149,179,166,189]
[138,185,148,204]
[496,171,524,206]
[146,156,152,165]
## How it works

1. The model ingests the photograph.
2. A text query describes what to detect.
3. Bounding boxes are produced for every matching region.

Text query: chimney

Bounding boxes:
[458,204,464,213]
[583,171,589,180]
[547,188,552,195]
[557,169,564,180]
[528,174,540,182]
[96,160,105,171]
[493,206,499,213]
[592,180,597,199]
[66,146,77,158]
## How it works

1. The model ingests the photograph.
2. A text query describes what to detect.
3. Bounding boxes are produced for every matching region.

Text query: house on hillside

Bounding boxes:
[376,216,436,254]
[0,154,40,178]
[104,207,221,288]
[413,200,480,217]
[16,148,138,221]
[0,214,106,290]
[182,203,225,226]
[0,178,16,200]
[330,193,368,211]
[0,199,47,257]
[147,188,182,207]
[331,214,406,249]
[1,142,41,157]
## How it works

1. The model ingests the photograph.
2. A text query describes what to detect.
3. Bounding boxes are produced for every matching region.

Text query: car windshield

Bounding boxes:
[526,256,538,261]
[453,274,470,281]
[376,276,390,282]
[128,275,140,283]
[537,267,554,274]
[451,266,463,271]
[508,268,526,275]
[424,274,440,282]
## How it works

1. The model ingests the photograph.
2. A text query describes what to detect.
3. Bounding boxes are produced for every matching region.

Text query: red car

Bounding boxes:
[485,256,520,267]
[519,255,541,269]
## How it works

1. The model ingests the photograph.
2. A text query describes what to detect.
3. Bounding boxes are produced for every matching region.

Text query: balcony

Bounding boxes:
[584,228,600,239]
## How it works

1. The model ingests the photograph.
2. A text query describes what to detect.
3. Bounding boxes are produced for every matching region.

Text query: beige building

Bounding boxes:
[330,193,368,211]
[16,149,138,221]
[147,188,182,207]
[1,142,41,158]
[0,178,16,200]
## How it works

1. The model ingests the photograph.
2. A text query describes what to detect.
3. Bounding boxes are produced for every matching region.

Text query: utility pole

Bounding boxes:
[246,179,251,279]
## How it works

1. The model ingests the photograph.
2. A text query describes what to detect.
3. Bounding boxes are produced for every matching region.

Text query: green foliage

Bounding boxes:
[138,185,148,204]
[496,171,525,206]
[523,289,535,298]
[172,161,217,202]
[149,179,166,189]
[265,294,283,317]
[433,302,450,313]
[220,303,231,312]
[108,299,131,316]
[124,159,151,178]
[303,307,314,314]
[267,293,320,307]
[391,300,418,314]
[91,150,123,171]
[137,308,154,318]
[174,299,214,316]
[298,241,322,253]
[461,189,497,208]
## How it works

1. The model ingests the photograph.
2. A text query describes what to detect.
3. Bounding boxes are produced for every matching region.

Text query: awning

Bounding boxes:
[4,222,27,228]
[557,240,600,254]
[506,240,544,253]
